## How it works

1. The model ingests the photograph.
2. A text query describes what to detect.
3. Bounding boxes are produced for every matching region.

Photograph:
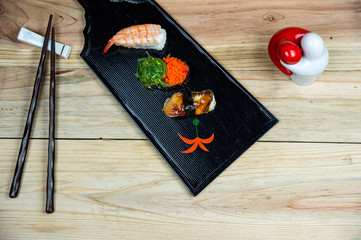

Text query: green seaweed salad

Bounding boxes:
[135,52,170,89]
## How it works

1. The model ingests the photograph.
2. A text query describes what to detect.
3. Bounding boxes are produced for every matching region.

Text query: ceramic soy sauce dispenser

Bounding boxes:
[268,27,329,85]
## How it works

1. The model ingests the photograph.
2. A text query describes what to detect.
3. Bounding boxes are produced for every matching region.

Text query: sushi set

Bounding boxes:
[77,0,278,196]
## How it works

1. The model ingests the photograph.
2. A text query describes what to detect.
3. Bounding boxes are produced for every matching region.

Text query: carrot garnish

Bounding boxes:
[163,56,189,86]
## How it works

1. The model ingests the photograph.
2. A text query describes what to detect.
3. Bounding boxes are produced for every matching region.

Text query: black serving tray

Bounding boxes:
[78,0,278,196]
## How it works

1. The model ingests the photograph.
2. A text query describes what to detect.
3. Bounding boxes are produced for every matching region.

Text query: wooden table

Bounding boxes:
[1,0,361,239]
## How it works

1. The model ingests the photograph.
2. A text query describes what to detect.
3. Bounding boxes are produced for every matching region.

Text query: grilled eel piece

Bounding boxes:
[163,89,216,117]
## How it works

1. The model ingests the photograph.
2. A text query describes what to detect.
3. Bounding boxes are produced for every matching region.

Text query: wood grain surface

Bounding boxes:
[1,0,361,239]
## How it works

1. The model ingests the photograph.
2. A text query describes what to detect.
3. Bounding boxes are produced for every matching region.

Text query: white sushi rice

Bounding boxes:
[153,28,167,50]
[209,96,216,112]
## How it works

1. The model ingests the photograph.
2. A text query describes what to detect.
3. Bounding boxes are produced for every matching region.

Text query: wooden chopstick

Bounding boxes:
[9,15,53,198]
[46,27,56,213]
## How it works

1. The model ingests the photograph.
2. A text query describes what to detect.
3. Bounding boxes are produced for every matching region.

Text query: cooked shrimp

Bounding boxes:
[103,24,167,54]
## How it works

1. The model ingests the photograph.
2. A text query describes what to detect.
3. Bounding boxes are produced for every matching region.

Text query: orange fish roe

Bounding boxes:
[163,57,189,86]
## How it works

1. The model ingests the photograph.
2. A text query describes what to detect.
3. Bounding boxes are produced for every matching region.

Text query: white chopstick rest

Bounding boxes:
[17,27,72,59]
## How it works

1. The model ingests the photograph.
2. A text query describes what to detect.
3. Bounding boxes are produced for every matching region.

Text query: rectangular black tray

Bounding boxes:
[77,0,278,196]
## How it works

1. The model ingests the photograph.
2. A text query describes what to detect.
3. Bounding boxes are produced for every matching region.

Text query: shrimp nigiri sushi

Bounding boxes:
[163,90,216,117]
[103,24,167,54]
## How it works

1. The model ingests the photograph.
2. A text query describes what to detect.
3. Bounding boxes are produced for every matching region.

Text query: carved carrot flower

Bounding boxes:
[178,119,214,153]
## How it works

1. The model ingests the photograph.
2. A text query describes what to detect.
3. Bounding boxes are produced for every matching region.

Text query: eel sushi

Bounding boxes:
[103,24,167,54]
[163,90,216,117]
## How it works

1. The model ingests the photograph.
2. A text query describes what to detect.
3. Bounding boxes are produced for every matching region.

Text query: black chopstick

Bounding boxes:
[46,27,56,213]
[9,15,53,198]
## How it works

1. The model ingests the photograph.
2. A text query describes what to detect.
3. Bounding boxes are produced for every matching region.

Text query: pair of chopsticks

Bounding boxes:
[9,15,56,214]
